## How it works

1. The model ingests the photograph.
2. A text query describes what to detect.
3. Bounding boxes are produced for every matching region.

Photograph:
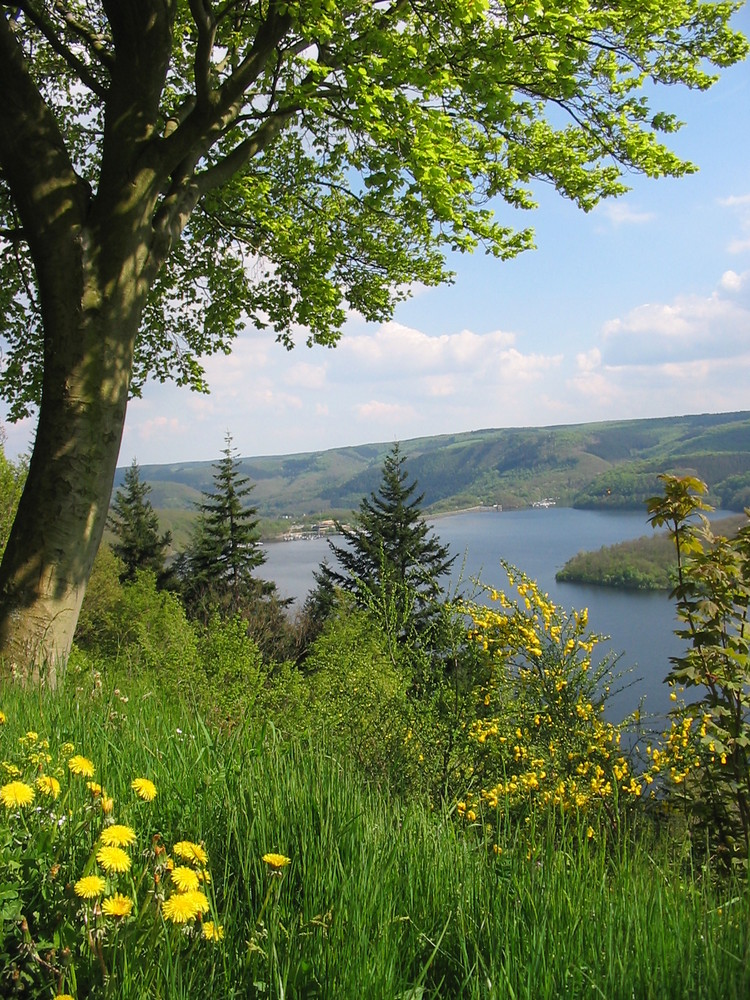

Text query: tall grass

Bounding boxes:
[2,678,748,999]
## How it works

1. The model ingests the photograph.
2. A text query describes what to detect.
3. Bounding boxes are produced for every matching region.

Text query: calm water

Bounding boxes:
[262,508,692,723]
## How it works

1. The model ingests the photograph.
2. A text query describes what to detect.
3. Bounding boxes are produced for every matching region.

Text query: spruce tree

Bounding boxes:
[108,459,171,584]
[321,444,455,633]
[183,433,265,615]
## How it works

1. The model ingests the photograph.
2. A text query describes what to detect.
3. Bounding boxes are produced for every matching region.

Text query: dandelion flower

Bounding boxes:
[183,890,210,914]
[1,780,35,809]
[68,755,95,778]
[171,865,200,892]
[0,710,5,724]
[262,853,291,870]
[74,874,107,899]
[101,795,114,814]
[102,893,133,918]
[97,845,132,874]
[173,840,208,865]
[36,775,61,799]
[162,892,201,924]
[131,777,157,801]
[57,994,76,1000]
[100,824,136,848]
[202,921,224,941]
[87,781,102,796]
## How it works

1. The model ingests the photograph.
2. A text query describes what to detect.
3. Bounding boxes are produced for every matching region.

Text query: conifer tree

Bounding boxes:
[108,459,171,584]
[182,434,265,616]
[321,444,455,633]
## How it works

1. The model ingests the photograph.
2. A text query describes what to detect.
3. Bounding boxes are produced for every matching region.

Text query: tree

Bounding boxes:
[108,458,171,584]
[180,433,265,617]
[321,443,455,634]
[0,3,746,677]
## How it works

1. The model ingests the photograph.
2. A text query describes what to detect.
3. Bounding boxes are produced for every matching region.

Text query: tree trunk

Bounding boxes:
[0,257,141,684]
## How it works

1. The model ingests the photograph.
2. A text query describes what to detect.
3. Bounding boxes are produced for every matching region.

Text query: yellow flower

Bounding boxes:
[202,921,224,941]
[131,777,157,801]
[101,795,114,814]
[1,780,35,809]
[61,742,75,755]
[100,824,136,848]
[102,893,133,918]
[56,995,75,1000]
[97,846,132,874]
[171,866,200,892]
[68,755,95,778]
[74,875,107,899]
[87,781,102,796]
[183,890,210,914]
[262,853,291,870]
[173,840,208,865]
[587,826,595,840]
[162,891,207,924]
[0,710,5,724]
[36,775,61,799]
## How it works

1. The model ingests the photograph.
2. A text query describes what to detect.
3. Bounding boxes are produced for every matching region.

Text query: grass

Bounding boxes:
[2,676,749,999]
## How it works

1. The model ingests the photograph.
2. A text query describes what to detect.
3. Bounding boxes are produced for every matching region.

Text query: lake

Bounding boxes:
[261,507,703,725]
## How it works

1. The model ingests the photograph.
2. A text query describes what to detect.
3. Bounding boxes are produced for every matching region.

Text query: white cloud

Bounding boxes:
[338,322,517,377]
[601,279,750,366]
[719,192,750,255]
[283,362,327,389]
[719,269,747,292]
[597,201,656,226]
[355,400,417,422]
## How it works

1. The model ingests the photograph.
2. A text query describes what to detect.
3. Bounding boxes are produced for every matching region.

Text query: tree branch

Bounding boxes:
[188,0,218,111]
[12,0,109,97]
[0,12,87,260]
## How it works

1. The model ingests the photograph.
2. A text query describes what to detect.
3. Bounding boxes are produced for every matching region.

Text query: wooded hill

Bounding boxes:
[118,411,750,541]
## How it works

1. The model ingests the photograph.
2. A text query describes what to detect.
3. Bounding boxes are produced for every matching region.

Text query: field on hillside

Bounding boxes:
[2,671,749,999]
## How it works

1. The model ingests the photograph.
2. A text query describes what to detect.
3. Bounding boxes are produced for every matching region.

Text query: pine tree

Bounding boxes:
[321,444,455,633]
[107,459,171,584]
[182,433,265,615]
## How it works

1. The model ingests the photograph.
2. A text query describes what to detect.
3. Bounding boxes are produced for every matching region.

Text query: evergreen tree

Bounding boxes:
[321,444,455,633]
[107,459,171,584]
[182,434,265,616]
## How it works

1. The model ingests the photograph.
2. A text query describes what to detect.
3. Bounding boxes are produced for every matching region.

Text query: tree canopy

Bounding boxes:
[0,0,746,674]
[1,1,746,417]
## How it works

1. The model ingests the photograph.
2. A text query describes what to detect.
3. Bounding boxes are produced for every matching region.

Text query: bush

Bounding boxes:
[454,563,638,837]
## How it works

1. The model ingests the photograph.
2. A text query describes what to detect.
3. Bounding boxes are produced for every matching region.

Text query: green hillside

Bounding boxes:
[113,411,750,535]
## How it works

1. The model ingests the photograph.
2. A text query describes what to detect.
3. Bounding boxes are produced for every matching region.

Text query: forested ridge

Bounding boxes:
[119,411,750,535]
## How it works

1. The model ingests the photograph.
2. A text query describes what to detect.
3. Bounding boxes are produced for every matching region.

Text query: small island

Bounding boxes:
[556,514,746,590]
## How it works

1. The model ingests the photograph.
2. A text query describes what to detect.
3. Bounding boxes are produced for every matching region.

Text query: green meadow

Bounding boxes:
[2,668,749,1000]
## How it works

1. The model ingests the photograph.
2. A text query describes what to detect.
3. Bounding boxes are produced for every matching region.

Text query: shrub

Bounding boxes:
[455,563,638,837]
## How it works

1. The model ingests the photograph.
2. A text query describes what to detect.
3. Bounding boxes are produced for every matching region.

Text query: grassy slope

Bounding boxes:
[3,679,750,999]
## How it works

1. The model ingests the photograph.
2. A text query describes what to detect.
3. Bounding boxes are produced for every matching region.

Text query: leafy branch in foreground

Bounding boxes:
[648,475,750,864]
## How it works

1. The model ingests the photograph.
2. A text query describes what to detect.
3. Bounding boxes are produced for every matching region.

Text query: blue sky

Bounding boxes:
[4,10,750,466]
